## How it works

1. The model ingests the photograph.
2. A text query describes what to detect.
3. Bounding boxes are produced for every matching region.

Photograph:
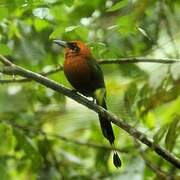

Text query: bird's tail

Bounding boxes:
[95,89,121,168]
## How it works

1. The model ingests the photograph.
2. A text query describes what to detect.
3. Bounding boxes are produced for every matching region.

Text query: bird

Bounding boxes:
[53,40,121,168]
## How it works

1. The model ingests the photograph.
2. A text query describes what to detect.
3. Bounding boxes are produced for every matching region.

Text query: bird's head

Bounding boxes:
[53,40,91,58]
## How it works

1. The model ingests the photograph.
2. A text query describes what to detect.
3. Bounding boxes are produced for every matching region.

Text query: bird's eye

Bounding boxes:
[68,43,80,52]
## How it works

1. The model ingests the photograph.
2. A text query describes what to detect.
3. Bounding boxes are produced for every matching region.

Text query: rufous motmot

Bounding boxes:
[54,40,121,168]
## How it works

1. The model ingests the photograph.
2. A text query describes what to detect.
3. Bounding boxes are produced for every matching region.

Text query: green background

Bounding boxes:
[0,0,179,179]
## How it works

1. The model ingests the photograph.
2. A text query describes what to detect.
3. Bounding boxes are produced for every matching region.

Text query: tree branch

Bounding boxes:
[99,57,179,64]
[0,55,180,169]
[50,133,130,153]
[0,57,179,84]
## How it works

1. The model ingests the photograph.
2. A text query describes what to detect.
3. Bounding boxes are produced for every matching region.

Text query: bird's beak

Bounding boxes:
[53,40,67,48]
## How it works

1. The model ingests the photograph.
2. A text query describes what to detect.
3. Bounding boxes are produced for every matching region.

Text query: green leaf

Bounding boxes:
[0,123,15,155]
[34,19,50,32]
[153,124,168,144]
[15,0,29,6]
[106,0,128,12]
[122,83,138,122]
[138,27,150,39]
[170,62,180,80]
[0,44,12,55]
[165,116,180,152]
[64,0,74,7]
[117,15,137,35]
[149,65,168,90]
[13,129,43,171]
[49,26,65,39]
[0,157,9,180]
[65,25,79,32]
[37,138,50,158]
[95,148,109,172]
[144,112,156,128]
[124,83,137,105]
[75,26,88,40]
[0,7,8,20]
[0,86,29,113]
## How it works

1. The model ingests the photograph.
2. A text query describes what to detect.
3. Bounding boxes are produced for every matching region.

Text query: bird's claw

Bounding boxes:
[71,89,78,93]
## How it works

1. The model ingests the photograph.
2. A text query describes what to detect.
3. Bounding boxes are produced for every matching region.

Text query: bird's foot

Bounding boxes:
[92,98,96,103]
[71,89,78,93]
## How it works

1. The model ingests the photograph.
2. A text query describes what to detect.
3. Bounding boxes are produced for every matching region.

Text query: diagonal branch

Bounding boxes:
[0,55,180,169]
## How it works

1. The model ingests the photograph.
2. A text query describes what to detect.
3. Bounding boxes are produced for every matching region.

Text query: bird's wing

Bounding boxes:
[87,57,105,90]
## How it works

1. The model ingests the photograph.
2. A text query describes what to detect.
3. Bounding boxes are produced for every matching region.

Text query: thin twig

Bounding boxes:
[99,57,179,64]
[0,56,179,84]
[0,78,32,83]
[50,133,130,153]
[0,55,179,169]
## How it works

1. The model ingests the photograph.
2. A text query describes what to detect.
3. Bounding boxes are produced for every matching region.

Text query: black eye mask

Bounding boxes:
[67,42,80,52]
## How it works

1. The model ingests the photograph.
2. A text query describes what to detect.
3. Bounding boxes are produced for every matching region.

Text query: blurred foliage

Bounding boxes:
[0,0,180,179]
